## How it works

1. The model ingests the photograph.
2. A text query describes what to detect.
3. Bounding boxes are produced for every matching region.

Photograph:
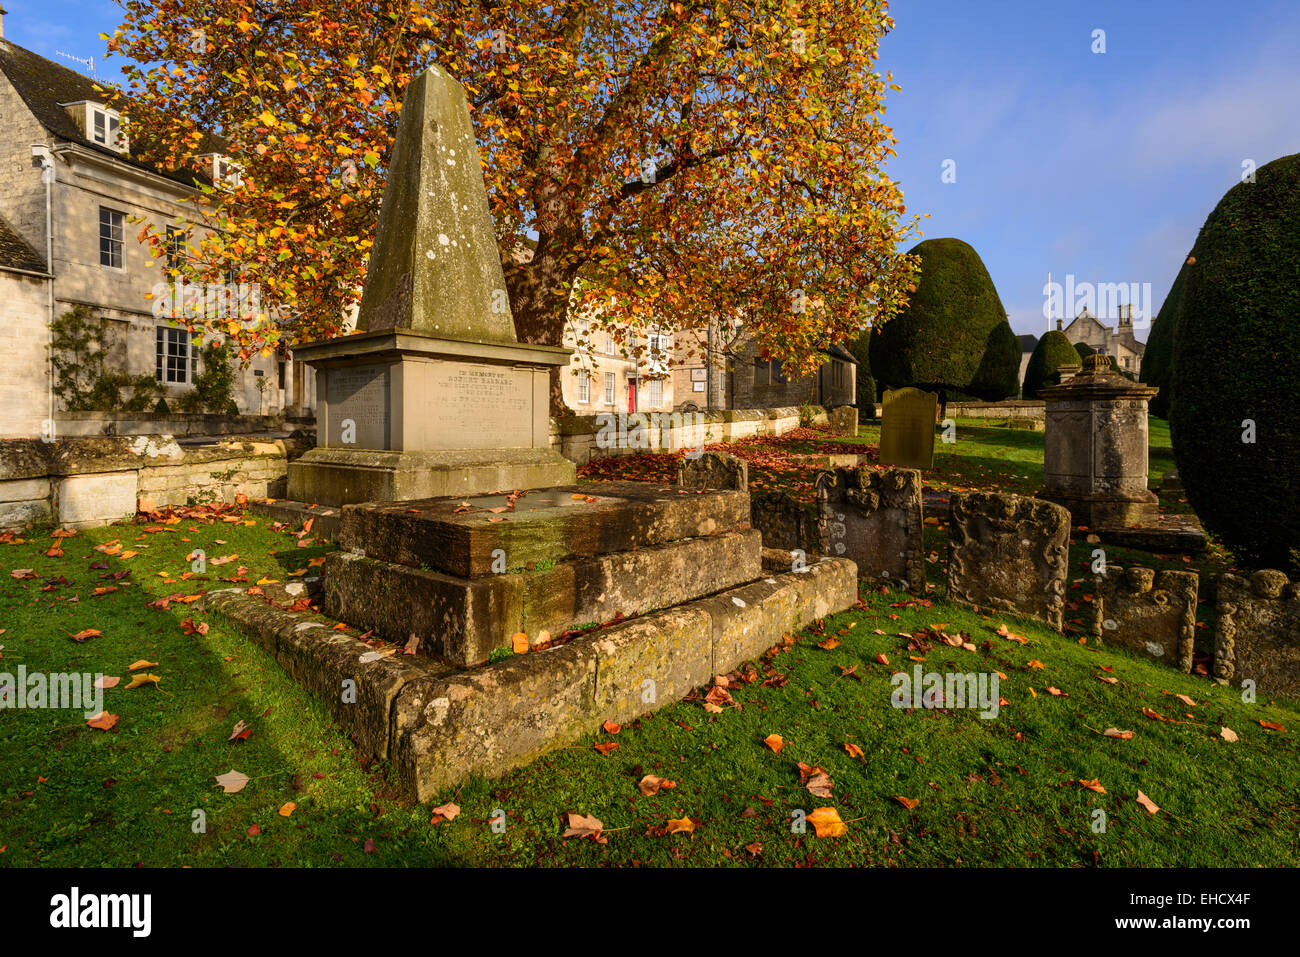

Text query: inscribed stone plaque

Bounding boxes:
[326,365,390,449]
[416,361,533,450]
[880,388,938,469]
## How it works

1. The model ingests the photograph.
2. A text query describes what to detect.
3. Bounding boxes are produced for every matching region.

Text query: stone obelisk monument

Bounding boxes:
[288,65,575,506]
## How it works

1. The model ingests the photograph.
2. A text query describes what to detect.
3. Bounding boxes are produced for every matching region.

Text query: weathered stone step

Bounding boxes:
[324,528,763,665]
[339,480,752,578]
[200,555,856,801]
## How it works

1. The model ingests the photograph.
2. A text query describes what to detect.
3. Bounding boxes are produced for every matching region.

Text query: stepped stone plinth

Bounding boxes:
[324,482,762,665]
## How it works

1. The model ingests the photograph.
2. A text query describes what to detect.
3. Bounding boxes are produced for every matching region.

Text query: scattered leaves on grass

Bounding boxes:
[562,812,606,843]
[665,816,695,835]
[430,802,460,823]
[181,618,209,636]
[797,763,833,798]
[807,807,848,837]
[215,770,249,793]
[638,775,676,796]
[86,711,118,731]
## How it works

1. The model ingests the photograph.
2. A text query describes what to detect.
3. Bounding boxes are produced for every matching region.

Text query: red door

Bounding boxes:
[627,379,637,413]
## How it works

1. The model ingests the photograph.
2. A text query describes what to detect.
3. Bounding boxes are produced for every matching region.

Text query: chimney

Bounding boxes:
[0,7,8,40]
[1056,318,1063,332]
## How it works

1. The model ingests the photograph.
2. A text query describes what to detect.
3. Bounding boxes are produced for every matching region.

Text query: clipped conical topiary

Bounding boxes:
[1170,152,1300,570]
[868,238,1016,401]
[1023,330,1079,398]
[1140,261,1187,420]
[970,320,1023,400]
[1074,340,1095,362]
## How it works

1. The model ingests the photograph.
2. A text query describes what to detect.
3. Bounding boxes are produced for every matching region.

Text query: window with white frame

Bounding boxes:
[155,327,194,385]
[603,372,615,404]
[99,207,124,268]
[645,377,663,408]
[88,104,127,152]
[577,370,590,403]
[165,225,186,274]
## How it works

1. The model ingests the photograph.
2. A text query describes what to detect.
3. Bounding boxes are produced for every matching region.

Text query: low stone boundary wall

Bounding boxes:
[549,405,827,466]
[54,411,315,438]
[946,400,1046,421]
[0,434,306,530]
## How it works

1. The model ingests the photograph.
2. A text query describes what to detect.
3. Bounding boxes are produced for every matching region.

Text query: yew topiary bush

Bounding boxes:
[1169,153,1300,571]
[868,238,1016,401]
[1022,330,1079,398]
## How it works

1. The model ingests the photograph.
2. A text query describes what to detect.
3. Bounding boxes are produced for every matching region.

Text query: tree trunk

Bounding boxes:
[503,244,581,418]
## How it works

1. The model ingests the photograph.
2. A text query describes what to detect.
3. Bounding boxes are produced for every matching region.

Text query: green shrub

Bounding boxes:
[1074,341,1095,362]
[969,320,1022,400]
[868,238,1014,402]
[1023,330,1079,398]
[1170,152,1300,571]
[1141,262,1186,419]
[50,305,162,411]
[176,341,240,414]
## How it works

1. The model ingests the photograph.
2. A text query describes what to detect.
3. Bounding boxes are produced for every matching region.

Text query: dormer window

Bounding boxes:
[197,153,243,189]
[60,101,129,153]
[88,104,127,153]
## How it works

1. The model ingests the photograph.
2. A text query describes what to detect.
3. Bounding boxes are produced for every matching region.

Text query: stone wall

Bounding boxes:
[0,270,50,440]
[55,411,315,438]
[549,405,823,466]
[0,434,304,530]
[945,400,1046,421]
[1214,570,1300,698]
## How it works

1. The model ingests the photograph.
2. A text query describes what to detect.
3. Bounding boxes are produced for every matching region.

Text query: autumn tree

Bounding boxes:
[107,0,920,410]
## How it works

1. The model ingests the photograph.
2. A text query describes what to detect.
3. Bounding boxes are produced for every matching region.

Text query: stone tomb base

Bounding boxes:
[288,328,575,507]
[324,481,765,665]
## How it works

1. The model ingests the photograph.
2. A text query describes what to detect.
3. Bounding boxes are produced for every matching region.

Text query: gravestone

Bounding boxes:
[879,388,938,469]
[1213,570,1300,697]
[829,404,858,437]
[1038,353,1158,527]
[817,466,925,593]
[947,491,1069,631]
[288,65,575,506]
[751,490,813,553]
[1092,566,1198,671]
[677,450,747,491]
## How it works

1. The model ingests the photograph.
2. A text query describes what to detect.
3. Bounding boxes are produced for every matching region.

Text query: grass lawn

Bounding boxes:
[1,422,1295,867]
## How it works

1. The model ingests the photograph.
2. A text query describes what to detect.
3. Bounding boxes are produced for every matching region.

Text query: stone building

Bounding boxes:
[1058,306,1145,376]
[0,30,308,439]
[727,334,857,410]
[557,312,677,415]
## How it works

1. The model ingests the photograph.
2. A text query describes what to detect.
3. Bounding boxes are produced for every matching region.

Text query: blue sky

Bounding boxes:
[6,0,1298,342]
